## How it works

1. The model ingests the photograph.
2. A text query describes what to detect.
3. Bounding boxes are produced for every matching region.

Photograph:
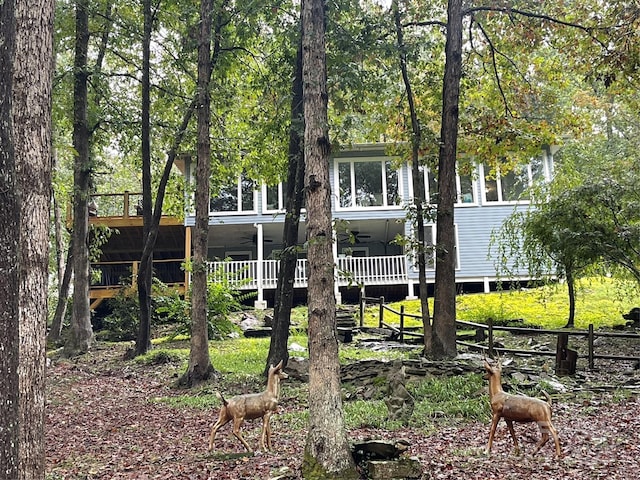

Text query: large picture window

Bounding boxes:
[482,159,545,203]
[419,164,477,205]
[210,173,256,213]
[336,158,401,209]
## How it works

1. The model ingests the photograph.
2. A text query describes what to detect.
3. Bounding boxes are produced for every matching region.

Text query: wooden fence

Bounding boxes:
[359,294,640,371]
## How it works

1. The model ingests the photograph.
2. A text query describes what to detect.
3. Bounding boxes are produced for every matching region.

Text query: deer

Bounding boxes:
[208,360,288,453]
[484,356,562,458]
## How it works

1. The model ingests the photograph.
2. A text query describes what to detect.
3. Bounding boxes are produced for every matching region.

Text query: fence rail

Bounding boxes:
[359,294,640,371]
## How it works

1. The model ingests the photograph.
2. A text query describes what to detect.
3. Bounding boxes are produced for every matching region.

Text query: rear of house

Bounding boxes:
[179,143,555,307]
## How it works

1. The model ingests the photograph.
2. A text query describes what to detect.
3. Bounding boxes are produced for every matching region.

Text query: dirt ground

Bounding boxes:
[46,340,640,480]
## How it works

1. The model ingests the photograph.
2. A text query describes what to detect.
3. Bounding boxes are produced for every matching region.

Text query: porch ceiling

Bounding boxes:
[205,218,404,247]
[96,224,185,262]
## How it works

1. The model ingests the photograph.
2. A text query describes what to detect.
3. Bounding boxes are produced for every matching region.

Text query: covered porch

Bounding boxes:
[208,254,411,307]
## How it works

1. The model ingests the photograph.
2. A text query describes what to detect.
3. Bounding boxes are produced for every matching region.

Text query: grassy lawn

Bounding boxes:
[362,276,639,330]
[135,276,638,431]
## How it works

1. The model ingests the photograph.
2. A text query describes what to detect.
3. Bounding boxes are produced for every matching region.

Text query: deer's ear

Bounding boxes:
[274,359,284,369]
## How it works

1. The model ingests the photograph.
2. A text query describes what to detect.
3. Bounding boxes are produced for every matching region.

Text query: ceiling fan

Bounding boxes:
[338,230,371,244]
[241,234,273,244]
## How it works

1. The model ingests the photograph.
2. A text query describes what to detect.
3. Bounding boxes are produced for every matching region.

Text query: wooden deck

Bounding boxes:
[87,192,188,308]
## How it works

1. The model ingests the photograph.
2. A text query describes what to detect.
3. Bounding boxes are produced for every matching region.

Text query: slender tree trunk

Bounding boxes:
[14,1,54,477]
[393,0,432,354]
[178,0,216,386]
[565,268,576,328]
[48,240,73,344]
[433,0,462,358]
[301,0,357,477]
[133,8,224,359]
[135,0,154,356]
[265,33,305,374]
[66,0,94,356]
[0,1,19,475]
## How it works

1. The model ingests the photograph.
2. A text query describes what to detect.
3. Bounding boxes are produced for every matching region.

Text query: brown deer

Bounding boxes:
[484,357,562,458]
[208,360,288,453]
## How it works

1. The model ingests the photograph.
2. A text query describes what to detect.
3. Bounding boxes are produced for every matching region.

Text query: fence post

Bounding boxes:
[378,296,385,328]
[359,288,364,327]
[588,323,594,370]
[399,305,405,343]
[488,317,494,357]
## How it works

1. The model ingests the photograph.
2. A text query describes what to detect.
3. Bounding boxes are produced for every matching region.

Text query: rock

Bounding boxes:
[288,342,306,353]
[270,466,296,479]
[239,313,262,331]
[285,357,308,381]
[363,457,422,480]
[541,376,568,393]
[384,360,414,423]
[243,327,272,338]
[351,439,411,462]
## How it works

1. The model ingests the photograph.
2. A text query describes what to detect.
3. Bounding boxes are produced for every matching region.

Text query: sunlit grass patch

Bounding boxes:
[362,276,637,330]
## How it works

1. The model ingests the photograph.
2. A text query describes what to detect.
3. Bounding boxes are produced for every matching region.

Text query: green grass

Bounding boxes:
[343,373,488,432]
[141,276,638,432]
[362,276,638,330]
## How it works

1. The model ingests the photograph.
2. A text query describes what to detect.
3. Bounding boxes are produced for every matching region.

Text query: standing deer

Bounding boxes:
[484,357,562,458]
[208,360,288,453]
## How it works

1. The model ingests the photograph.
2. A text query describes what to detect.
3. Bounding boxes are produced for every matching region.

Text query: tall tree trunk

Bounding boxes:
[48,239,73,344]
[178,0,216,386]
[393,0,432,355]
[265,33,305,374]
[0,1,19,475]
[133,7,224,359]
[14,1,54,477]
[66,0,94,356]
[301,0,357,477]
[50,147,71,342]
[432,0,463,359]
[135,0,154,356]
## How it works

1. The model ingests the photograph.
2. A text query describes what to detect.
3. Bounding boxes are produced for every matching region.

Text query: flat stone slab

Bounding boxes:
[364,457,422,480]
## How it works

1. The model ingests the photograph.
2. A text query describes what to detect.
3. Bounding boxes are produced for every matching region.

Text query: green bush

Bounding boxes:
[100,279,187,341]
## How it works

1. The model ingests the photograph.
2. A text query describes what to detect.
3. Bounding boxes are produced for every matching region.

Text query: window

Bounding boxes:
[336,158,401,209]
[419,164,477,205]
[482,160,541,203]
[210,174,256,213]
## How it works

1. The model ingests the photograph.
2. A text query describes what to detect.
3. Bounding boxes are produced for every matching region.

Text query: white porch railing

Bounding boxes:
[208,254,407,289]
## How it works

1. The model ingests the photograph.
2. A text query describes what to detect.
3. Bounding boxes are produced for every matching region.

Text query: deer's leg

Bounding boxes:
[262,412,272,451]
[208,410,230,452]
[506,419,521,455]
[549,422,562,458]
[533,419,554,455]
[232,416,253,452]
[486,414,500,455]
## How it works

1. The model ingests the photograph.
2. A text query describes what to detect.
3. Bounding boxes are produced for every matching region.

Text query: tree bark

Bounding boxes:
[565,268,576,328]
[393,0,432,355]
[135,0,154,356]
[178,0,216,387]
[301,0,357,477]
[0,1,19,475]
[133,5,225,359]
[433,0,462,358]
[48,239,73,345]
[13,1,54,477]
[65,0,94,356]
[265,32,305,374]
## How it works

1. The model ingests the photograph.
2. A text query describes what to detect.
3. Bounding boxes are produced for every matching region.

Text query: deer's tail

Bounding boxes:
[216,391,229,407]
[542,390,552,406]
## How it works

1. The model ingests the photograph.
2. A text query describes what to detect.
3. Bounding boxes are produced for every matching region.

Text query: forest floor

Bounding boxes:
[46,336,640,480]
